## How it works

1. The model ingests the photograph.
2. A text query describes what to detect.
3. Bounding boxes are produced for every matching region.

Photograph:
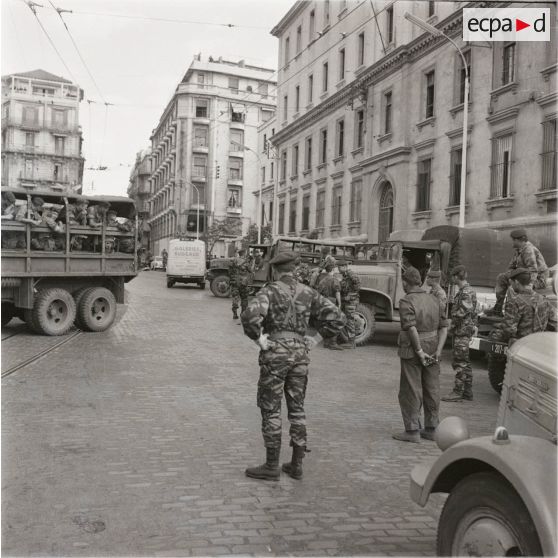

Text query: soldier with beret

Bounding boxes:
[229,249,251,319]
[393,267,449,443]
[338,258,361,349]
[426,269,447,311]
[488,229,549,316]
[492,267,556,346]
[87,200,110,228]
[240,251,345,480]
[442,265,478,402]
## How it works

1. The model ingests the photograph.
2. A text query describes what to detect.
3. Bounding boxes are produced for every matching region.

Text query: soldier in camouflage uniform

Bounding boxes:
[241,251,345,480]
[294,259,311,285]
[229,249,251,319]
[492,268,556,345]
[316,261,343,350]
[489,229,548,316]
[337,259,361,349]
[442,265,478,402]
[59,198,88,226]
[426,270,447,310]
[15,196,44,225]
[1,191,17,220]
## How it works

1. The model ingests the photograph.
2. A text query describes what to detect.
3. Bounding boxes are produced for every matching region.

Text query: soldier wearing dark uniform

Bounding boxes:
[426,270,447,310]
[442,265,478,402]
[338,259,361,349]
[489,229,548,316]
[229,249,251,319]
[492,268,557,345]
[241,251,345,480]
[393,268,449,443]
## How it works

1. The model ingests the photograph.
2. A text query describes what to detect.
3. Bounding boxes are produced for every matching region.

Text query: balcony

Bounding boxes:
[3,143,83,159]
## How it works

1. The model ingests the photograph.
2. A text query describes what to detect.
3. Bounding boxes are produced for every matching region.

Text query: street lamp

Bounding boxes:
[404,12,469,228]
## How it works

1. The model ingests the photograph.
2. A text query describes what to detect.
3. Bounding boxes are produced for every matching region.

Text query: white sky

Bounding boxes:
[2,0,292,196]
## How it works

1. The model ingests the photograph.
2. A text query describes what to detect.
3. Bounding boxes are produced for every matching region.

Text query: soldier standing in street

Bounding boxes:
[393,268,449,443]
[229,249,250,319]
[337,259,361,349]
[489,229,549,316]
[316,261,343,350]
[442,265,478,402]
[426,270,447,310]
[240,251,345,480]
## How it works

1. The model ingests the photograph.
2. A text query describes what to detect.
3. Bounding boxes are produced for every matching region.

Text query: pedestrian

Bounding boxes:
[488,229,549,316]
[229,249,250,319]
[442,265,478,402]
[161,248,168,269]
[240,251,345,480]
[393,267,449,443]
[337,259,361,349]
[426,269,447,310]
[316,261,343,350]
[491,268,556,345]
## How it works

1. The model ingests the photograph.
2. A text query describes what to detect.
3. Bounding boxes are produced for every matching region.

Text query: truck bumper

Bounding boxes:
[469,336,508,356]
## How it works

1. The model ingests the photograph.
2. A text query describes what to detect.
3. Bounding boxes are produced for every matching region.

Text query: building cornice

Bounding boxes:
[271,1,309,37]
[360,146,412,170]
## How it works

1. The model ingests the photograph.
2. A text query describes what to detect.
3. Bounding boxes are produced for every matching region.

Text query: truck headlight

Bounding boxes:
[436,416,470,451]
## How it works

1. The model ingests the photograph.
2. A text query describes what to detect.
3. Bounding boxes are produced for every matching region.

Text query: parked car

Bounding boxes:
[410,332,557,556]
[150,256,165,271]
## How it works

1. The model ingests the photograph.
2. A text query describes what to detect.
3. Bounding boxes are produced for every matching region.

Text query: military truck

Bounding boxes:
[410,332,557,556]
[1,188,137,335]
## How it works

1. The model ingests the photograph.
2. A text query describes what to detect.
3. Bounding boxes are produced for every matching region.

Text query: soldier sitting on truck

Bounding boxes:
[491,268,557,346]
[59,198,88,226]
[488,229,549,316]
[1,191,17,220]
[15,196,44,225]
[87,201,110,228]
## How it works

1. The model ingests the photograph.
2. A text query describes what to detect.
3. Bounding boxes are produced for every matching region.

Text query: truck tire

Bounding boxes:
[354,303,375,346]
[210,275,230,298]
[77,287,117,332]
[2,302,15,327]
[72,287,91,329]
[167,279,175,288]
[437,471,542,557]
[31,288,76,336]
[487,355,506,394]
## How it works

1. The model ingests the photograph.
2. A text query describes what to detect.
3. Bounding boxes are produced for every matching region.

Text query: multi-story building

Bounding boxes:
[257,115,278,233]
[1,69,84,193]
[145,55,276,257]
[128,148,152,254]
[268,1,557,246]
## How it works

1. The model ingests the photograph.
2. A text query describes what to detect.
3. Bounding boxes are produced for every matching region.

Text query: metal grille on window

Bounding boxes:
[541,120,556,191]
[490,135,513,198]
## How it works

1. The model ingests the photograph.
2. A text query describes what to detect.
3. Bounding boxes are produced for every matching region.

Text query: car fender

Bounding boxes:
[358,288,394,320]
[410,435,556,556]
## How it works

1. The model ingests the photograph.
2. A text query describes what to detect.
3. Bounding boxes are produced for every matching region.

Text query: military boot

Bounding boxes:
[441,389,465,402]
[281,445,306,480]
[245,447,280,481]
[462,387,474,401]
[232,309,239,319]
[323,337,343,350]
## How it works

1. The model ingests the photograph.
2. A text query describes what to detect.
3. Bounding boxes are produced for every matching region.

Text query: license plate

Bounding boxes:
[469,337,508,355]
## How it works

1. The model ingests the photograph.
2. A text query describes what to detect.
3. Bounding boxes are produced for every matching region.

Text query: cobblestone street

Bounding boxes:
[2,271,501,556]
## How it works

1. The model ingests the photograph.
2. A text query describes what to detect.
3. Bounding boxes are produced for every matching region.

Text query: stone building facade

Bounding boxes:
[1,69,84,193]
[128,148,152,255]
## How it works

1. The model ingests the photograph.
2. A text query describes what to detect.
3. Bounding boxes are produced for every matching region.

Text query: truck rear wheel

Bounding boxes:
[2,302,16,327]
[488,355,506,394]
[354,303,375,346]
[167,279,175,288]
[77,287,117,332]
[31,288,76,336]
[437,472,542,556]
[210,275,230,298]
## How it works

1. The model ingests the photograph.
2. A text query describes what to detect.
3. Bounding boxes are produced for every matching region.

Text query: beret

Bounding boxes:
[509,267,531,279]
[427,270,441,278]
[336,258,348,266]
[510,228,527,239]
[270,251,298,266]
[402,267,422,285]
[451,265,467,276]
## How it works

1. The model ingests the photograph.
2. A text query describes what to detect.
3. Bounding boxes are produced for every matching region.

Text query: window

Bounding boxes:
[230,129,244,151]
[197,73,206,88]
[320,128,328,164]
[194,126,208,147]
[195,99,209,118]
[305,137,313,170]
[350,180,362,222]
[283,95,288,122]
[292,144,299,176]
[384,91,392,134]
[284,37,290,66]
[231,106,245,123]
[323,62,329,92]
[270,161,274,179]
[449,148,463,206]
[228,77,239,93]
[502,42,515,85]
[336,118,345,157]
[296,25,302,53]
[54,163,62,181]
[428,1,435,18]
[387,5,394,44]
[295,86,300,112]
[308,74,314,103]
[358,32,365,66]
[261,166,266,184]
[262,133,267,153]
[457,50,471,105]
[339,49,345,81]
[281,150,287,180]
[24,158,33,178]
[542,119,557,191]
[261,108,273,122]
[23,106,38,126]
[289,198,297,232]
[52,109,66,128]
[25,132,35,147]
[316,190,325,227]
[332,185,342,225]
[193,156,207,178]
[269,201,273,225]
[425,70,435,119]
[278,202,285,234]
[309,10,315,41]
[355,110,364,149]
[258,82,269,98]
[302,195,310,230]
[491,134,513,198]
[324,0,330,26]
[227,187,241,208]
[55,136,65,155]
[416,159,432,211]
[229,158,243,181]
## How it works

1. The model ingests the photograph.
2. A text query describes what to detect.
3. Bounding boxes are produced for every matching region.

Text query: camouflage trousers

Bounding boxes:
[496,270,548,302]
[341,297,359,340]
[452,335,472,391]
[257,339,310,449]
[231,282,250,313]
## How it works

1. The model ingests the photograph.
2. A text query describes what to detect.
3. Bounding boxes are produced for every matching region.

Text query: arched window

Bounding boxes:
[378,182,394,242]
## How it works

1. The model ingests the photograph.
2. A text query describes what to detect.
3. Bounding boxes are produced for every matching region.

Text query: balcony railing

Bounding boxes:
[2,116,81,134]
[3,143,82,158]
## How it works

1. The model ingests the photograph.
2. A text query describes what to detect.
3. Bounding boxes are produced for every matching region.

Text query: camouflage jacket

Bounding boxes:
[241,274,346,340]
[229,255,251,284]
[430,284,447,310]
[317,273,341,301]
[450,282,477,336]
[497,289,557,343]
[294,262,311,284]
[508,241,547,282]
[340,269,361,300]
